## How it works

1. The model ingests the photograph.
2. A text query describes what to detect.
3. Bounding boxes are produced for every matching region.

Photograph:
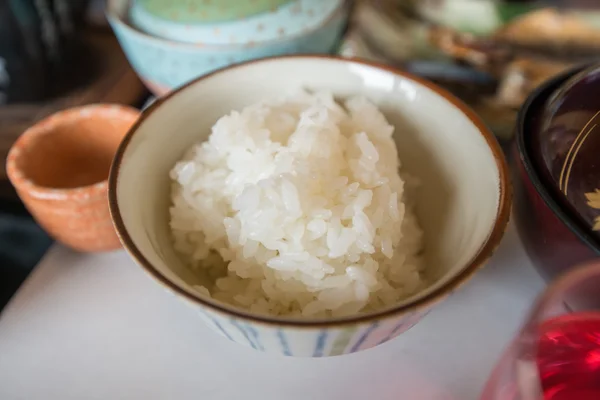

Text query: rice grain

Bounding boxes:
[169,91,424,318]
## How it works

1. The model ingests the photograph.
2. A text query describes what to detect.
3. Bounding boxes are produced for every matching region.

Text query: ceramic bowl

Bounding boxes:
[107,0,351,96]
[132,0,295,24]
[7,104,140,253]
[108,56,511,356]
[130,0,340,45]
[513,64,600,281]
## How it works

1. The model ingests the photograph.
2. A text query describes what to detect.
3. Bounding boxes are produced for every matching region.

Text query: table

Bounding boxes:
[0,223,545,400]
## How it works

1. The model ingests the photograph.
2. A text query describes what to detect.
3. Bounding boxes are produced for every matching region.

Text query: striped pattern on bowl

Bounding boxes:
[196,306,428,356]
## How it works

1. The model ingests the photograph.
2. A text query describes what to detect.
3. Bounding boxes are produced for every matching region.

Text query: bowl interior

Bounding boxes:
[14,105,139,190]
[134,0,295,24]
[111,57,506,322]
[107,0,347,48]
[129,0,344,46]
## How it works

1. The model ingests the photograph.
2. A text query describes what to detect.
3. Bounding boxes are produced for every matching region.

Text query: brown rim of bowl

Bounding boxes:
[516,62,600,254]
[6,104,140,201]
[106,0,354,50]
[108,54,512,328]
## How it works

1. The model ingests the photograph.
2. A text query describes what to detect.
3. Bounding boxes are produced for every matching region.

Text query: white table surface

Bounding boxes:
[0,222,545,400]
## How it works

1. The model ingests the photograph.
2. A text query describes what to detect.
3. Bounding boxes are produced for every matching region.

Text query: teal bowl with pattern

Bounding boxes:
[134,0,295,24]
[107,0,350,96]
[108,56,511,356]
[130,0,330,44]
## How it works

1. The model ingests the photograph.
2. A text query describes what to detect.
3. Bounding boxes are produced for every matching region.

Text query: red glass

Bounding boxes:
[481,261,600,400]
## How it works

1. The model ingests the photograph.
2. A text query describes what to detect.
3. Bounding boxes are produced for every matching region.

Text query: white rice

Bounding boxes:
[169,91,424,318]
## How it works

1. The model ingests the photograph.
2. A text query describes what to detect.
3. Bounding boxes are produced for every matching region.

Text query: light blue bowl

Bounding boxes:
[107,0,351,96]
[130,0,342,45]
[133,0,295,24]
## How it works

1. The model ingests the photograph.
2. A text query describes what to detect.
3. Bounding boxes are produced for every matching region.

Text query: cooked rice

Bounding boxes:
[169,91,424,318]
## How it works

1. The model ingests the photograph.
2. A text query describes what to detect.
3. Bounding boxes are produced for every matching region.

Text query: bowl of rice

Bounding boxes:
[109,55,511,357]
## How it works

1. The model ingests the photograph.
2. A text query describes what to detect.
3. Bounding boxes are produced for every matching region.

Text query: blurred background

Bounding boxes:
[2,0,600,311]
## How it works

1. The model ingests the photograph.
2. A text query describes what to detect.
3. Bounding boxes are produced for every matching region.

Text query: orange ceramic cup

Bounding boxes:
[6,104,140,252]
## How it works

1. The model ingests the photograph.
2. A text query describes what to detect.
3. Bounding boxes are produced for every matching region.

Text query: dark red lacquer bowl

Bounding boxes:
[514,64,600,281]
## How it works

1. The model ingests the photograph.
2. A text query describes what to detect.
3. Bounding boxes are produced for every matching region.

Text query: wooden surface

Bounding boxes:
[0,30,147,199]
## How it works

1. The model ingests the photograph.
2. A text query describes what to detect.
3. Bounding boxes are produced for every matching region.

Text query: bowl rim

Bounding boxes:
[106,0,353,50]
[515,62,600,254]
[108,55,512,328]
[6,104,140,201]
[133,0,295,24]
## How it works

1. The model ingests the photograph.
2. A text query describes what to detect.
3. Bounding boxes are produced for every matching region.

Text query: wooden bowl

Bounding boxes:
[6,104,140,253]
[513,64,600,280]
[532,64,600,239]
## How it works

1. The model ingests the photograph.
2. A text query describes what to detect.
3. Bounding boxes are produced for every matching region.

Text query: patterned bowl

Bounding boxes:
[108,56,510,356]
[107,0,351,96]
[6,104,140,253]
[513,63,600,281]
[531,64,600,241]
[130,0,335,45]
[133,0,294,24]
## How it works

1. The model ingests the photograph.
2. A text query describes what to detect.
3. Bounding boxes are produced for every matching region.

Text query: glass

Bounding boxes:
[481,260,600,400]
